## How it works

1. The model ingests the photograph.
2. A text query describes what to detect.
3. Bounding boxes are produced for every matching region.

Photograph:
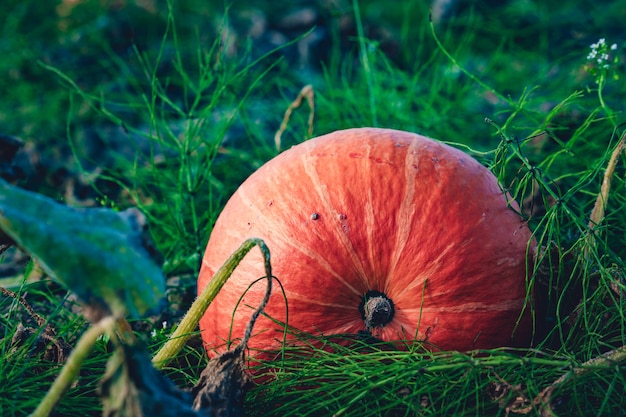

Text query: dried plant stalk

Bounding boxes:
[274,84,314,152]
[588,130,626,230]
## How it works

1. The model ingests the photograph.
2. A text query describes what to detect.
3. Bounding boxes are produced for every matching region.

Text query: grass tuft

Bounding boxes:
[1,0,625,415]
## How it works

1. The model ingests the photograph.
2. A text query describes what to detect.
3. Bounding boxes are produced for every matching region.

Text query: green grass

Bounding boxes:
[1,0,625,415]
[245,338,625,416]
[0,274,107,416]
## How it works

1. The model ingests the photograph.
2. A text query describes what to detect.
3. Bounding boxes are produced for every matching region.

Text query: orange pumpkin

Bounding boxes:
[198,128,535,359]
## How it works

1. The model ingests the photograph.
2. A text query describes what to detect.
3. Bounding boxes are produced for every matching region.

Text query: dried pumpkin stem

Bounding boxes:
[152,237,272,369]
[360,290,395,331]
[239,257,273,352]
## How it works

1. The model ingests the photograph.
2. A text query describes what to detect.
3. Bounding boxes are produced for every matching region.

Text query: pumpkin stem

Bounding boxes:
[359,290,395,331]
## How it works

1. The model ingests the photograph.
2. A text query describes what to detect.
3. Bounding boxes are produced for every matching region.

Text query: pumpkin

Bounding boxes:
[198,127,535,360]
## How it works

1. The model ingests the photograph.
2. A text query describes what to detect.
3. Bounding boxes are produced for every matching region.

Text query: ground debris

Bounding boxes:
[100,343,207,417]
[9,322,72,363]
[487,376,533,416]
[98,337,254,417]
[1,286,72,363]
[191,346,252,417]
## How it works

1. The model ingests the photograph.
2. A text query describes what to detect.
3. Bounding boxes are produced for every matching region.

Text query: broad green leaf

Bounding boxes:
[0,178,164,318]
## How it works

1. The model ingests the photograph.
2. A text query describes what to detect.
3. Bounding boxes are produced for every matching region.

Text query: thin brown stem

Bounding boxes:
[588,130,626,230]
[274,84,314,152]
[1,286,47,327]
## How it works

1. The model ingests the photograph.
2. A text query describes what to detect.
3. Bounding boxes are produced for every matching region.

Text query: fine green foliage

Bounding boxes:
[246,336,625,416]
[39,4,290,276]
[1,0,625,415]
[0,278,108,416]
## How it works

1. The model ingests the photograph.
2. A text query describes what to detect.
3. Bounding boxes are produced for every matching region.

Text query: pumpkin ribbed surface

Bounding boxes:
[198,128,534,357]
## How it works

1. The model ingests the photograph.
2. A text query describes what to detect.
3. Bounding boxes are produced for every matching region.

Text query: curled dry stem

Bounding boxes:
[152,237,272,369]
[190,241,273,413]
[274,84,314,152]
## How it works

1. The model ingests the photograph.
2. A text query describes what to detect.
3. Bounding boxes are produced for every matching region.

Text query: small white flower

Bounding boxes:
[162,320,168,329]
[151,329,157,338]
[587,38,619,71]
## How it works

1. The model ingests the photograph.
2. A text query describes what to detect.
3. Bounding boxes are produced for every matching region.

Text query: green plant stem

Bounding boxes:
[597,77,607,112]
[595,75,616,126]
[29,316,116,417]
[152,237,271,369]
[484,118,563,206]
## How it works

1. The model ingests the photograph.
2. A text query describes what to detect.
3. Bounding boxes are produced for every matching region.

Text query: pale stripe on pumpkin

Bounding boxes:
[401,297,526,314]
[300,141,371,291]
[234,185,362,299]
[387,138,421,285]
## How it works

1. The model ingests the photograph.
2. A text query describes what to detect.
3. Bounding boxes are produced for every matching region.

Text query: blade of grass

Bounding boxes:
[353,0,378,126]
